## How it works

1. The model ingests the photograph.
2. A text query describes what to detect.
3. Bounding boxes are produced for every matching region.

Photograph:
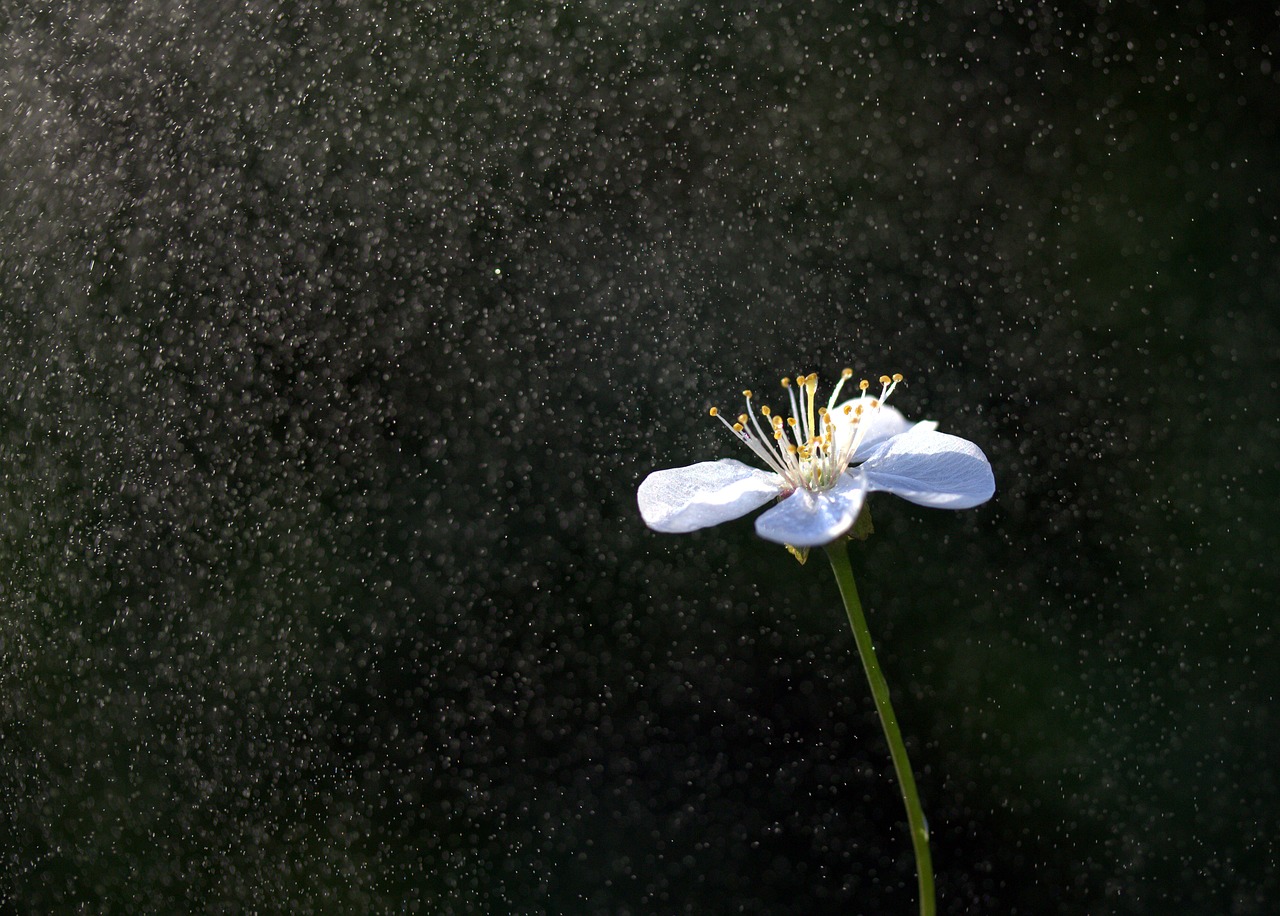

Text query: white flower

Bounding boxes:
[637,370,995,548]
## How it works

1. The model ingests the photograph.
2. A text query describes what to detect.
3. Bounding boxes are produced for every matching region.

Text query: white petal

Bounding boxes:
[856,430,995,509]
[753,474,867,547]
[831,403,937,461]
[637,459,784,533]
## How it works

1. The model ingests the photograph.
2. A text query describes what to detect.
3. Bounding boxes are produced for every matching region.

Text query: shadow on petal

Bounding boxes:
[754,476,867,546]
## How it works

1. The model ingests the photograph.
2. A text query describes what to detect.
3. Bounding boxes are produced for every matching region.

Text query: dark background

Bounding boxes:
[2,2,1277,913]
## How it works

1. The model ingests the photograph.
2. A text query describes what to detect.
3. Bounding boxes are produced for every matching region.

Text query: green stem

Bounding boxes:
[825,540,936,916]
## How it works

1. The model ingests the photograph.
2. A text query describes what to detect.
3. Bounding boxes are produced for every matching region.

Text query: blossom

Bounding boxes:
[637,370,995,549]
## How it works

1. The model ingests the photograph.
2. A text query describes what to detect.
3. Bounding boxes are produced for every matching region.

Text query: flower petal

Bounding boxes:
[753,474,867,547]
[831,403,939,461]
[856,430,995,509]
[637,459,784,533]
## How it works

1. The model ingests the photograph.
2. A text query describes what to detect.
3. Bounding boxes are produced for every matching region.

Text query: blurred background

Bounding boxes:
[2,2,1277,913]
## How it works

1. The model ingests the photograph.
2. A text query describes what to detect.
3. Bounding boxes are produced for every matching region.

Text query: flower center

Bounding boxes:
[710,369,903,493]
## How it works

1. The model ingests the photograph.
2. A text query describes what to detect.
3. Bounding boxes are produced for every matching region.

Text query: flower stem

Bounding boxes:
[824,540,935,916]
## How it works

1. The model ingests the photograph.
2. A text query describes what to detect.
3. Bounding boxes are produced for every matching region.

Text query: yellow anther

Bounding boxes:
[842,367,854,379]
[818,407,828,416]
[859,379,870,391]
[773,432,783,440]
[742,389,753,399]
[843,405,853,415]
[787,444,798,455]
[780,377,791,388]
[787,417,798,426]
[806,373,818,388]
[892,373,904,383]
[870,399,879,408]
[709,407,719,417]
[738,414,749,424]
[879,375,891,385]
[732,422,744,432]
[761,405,771,417]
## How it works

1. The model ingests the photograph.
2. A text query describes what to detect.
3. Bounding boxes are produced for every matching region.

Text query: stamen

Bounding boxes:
[741,389,792,476]
[727,409,791,477]
[710,367,908,493]
[785,415,804,451]
[711,406,747,440]
[785,378,803,434]
[827,367,855,409]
